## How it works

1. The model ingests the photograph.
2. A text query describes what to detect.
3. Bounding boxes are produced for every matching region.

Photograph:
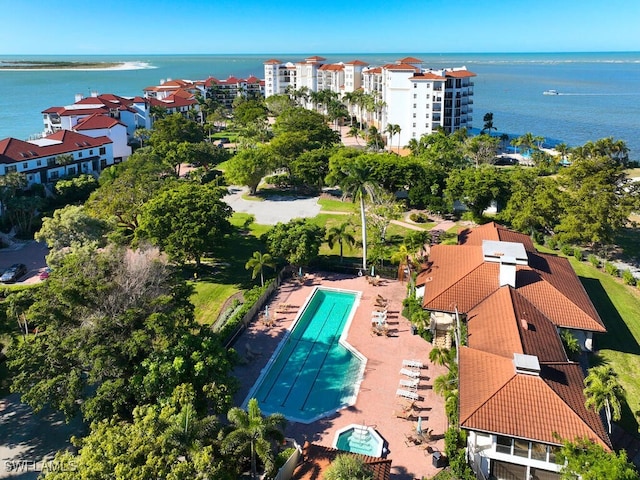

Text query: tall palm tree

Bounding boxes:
[584,365,625,434]
[223,398,286,480]
[245,251,276,287]
[347,125,361,146]
[391,243,411,280]
[481,112,497,136]
[326,222,356,262]
[338,159,378,271]
[384,123,401,152]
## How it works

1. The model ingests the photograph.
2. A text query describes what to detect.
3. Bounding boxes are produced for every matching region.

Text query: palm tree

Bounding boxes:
[338,160,378,271]
[391,243,411,280]
[384,123,401,152]
[481,112,497,136]
[584,365,625,434]
[347,125,361,146]
[223,398,286,480]
[555,142,570,164]
[245,251,276,287]
[326,222,356,262]
[429,346,455,370]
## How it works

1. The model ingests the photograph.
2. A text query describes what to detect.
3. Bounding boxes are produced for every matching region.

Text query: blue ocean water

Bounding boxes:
[1,52,639,159]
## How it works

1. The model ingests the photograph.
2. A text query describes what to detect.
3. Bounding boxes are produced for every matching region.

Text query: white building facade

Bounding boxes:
[264,56,475,149]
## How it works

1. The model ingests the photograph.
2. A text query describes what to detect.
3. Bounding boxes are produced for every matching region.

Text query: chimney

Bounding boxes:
[91,91,98,97]
[513,353,540,376]
[499,256,517,288]
[75,93,83,102]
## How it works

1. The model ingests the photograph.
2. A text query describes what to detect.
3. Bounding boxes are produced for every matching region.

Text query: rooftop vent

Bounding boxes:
[513,353,540,376]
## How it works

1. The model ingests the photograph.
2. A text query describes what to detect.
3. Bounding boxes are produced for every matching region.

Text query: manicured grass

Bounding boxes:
[566,257,640,433]
[229,212,271,238]
[318,197,357,213]
[190,281,241,326]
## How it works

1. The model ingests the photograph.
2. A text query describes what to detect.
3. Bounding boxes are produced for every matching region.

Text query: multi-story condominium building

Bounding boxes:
[41,93,149,160]
[264,56,475,150]
[203,75,264,109]
[0,129,114,185]
[416,223,609,480]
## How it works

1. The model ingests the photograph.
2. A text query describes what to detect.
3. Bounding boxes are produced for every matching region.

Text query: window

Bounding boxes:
[37,160,42,166]
[413,113,416,118]
[514,439,529,458]
[49,171,59,180]
[413,83,417,88]
[6,165,17,173]
[99,147,106,155]
[67,166,76,176]
[426,94,430,99]
[413,94,417,99]
[90,149,93,155]
[412,122,416,128]
[22,162,28,169]
[48,158,56,166]
[531,442,547,461]
[426,113,430,118]
[496,435,512,455]
[413,103,416,108]
[78,151,83,158]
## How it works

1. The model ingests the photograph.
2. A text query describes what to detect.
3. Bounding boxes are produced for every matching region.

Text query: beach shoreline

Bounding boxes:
[0,61,155,71]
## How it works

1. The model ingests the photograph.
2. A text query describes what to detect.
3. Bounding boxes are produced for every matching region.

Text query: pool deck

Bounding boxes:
[233,272,449,480]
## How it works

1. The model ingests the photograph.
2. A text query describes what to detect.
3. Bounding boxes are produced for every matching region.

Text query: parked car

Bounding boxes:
[0,263,27,283]
[39,267,51,280]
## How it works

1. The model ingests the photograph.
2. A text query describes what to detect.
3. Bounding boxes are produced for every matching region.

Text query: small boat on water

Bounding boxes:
[543,89,559,95]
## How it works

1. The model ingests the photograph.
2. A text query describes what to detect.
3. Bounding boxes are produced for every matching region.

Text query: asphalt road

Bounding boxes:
[0,241,48,285]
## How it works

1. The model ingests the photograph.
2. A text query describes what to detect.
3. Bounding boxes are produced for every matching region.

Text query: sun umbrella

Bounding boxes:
[265,305,269,319]
[371,265,375,277]
[299,266,303,277]
[416,416,423,436]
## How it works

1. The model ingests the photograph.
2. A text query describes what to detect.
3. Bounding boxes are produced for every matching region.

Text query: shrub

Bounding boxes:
[621,269,637,286]
[264,174,290,189]
[560,329,582,359]
[573,248,584,261]
[560,244,573,257]
[531,230,544,245]
[275,447,297,469]
[409,212,430,223]
[588,254,600,268]
[546,236,558,250]
[604,262,619,277]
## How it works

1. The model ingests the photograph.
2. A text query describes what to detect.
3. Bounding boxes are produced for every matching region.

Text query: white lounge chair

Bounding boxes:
[396,388,419,401]
[403,359,424,369]
[400,368,421,378]
[399,378,419,390]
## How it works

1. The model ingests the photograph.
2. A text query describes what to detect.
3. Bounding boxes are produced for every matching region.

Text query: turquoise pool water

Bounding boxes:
[247,288,363,423]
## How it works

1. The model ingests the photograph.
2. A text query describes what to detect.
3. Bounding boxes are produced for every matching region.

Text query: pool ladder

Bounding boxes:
[349,425,371,447]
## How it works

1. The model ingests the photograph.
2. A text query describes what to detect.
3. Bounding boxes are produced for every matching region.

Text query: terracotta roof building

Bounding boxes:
[416,223,609,480]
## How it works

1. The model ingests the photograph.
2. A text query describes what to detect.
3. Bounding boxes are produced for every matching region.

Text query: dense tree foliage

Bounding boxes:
[7,246,236,423]
[149,113,205,145]
[272,107,340,147]
[224,146,273,194]
[558,437,638,480]
[44,389,236,480]
[85,150,175,234]
[136,182,232,267]
[263,218,325,267]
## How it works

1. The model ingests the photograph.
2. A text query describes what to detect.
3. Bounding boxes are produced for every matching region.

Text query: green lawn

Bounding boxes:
[567,257,640,433]
[190,281,241,326]
[318,197,357,213]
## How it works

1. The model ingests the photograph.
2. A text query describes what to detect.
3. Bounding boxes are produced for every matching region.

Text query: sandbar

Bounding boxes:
[0,60,154,71]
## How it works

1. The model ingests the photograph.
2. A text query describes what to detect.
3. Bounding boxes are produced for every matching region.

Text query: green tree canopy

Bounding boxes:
[558,436,638,480]
[149,113,205,145]
[444,165,507,218]
[272,107,340,147]
[86,149,176,234]
[224,145,273,194]
[43,393,236,480]
[8,246,236,423]
[35,205,108,267]
[136,182,232,267]
[263,218,326,267]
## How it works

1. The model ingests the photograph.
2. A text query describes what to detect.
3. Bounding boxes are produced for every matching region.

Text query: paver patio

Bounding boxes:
[233,271,449,480]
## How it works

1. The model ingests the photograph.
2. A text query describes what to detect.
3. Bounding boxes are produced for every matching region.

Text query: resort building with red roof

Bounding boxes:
[416,223,609,480]
[264,55,475,150]
[0,130,114,186]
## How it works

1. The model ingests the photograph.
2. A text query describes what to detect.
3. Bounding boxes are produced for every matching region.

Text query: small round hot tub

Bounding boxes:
[333,424,385,458]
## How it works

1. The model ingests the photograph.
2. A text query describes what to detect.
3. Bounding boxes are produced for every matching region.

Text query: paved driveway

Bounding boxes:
[223,187,321,225]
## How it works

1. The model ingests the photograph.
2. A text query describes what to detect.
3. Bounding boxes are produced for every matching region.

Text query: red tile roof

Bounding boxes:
[73,113,123,131]
[446,69,476,78]
[344,60,368,66]
[410,73,445,81]
[458,222,536,252]
[263,59,282,65]
[293,442,391,480]
[0,130,111,164]
[459,348,610,448]
[304,55,326,63]
[398,56,423,64]
[319,64,344,71]
[382,63,421,72]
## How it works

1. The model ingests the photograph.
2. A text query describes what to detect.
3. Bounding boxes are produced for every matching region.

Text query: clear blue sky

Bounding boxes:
[2,0,639,55]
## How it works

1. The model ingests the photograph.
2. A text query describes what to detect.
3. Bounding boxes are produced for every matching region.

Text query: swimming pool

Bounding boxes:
[244,287,364,423]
